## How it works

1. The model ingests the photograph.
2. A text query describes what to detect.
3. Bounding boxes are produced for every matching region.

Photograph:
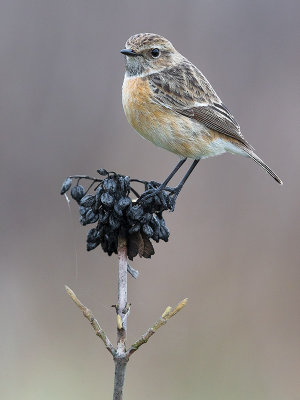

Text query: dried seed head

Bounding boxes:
[60,170,173,259]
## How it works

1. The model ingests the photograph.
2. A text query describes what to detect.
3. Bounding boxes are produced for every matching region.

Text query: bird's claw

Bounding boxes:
[138,185,180,212]
[138,187,163,204]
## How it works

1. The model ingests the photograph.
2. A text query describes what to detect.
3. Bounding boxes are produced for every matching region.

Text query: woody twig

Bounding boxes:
[65,285,115,356]
[127,298,188,357]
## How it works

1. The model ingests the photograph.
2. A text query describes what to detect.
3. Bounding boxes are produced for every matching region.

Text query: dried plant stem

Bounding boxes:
[113,235,129,400]
[65,239,187,399]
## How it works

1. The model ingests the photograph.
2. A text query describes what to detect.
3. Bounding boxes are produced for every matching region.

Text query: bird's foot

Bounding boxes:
[138,181,180,212]
[167,188,180,212]
[138,185,167,208]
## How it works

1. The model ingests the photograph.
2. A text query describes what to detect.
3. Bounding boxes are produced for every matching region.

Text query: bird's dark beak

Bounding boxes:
[120,48,139,57]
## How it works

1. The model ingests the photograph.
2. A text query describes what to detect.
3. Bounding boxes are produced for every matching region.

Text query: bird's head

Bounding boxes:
[121,33,181,77]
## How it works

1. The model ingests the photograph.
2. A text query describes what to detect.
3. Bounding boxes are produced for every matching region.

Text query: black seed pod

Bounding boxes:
[152,232,160,243]
[80,194,95,207]
[95,186,103,209]
[127,204,144,221]
[71,185,85,203]
[151,216,161,242]
[80,216,87,225]
[123,176,131,190]
[118,176,125,193]
[87,228,101,243]
[97,168,108,176]
[141,212,152,224]
[159,223,170,242]
[118,197,132,210]
[80,206,88,216]
[103,178,117,194]
[100,192,114,208]
[109,214,121,230]
[60,177,72,194]
[142,224,154,238]
[113,203,124,217]
[85,209,99,224]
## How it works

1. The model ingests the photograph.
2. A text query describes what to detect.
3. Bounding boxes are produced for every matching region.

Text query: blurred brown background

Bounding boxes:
[1,1,299,399]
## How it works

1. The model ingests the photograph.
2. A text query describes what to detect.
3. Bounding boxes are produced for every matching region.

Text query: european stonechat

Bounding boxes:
[121,33,282,201]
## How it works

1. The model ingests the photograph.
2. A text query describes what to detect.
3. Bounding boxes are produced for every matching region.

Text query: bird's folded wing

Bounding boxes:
[176,104,252,148]
[148,62,252,149]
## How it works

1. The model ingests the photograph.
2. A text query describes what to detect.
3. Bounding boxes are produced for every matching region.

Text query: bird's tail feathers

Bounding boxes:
[243,148,283,185]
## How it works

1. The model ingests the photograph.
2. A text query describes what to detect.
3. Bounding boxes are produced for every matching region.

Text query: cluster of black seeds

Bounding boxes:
[60,169,174,260]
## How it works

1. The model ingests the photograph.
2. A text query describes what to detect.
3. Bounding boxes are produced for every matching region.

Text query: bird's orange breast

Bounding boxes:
[122,76,170,141]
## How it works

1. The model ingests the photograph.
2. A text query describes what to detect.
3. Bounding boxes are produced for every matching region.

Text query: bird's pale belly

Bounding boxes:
[122,76,234,159]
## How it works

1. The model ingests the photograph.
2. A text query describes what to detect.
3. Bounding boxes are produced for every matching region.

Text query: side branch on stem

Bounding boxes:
[65,285,115,356]
[127,298,188,357]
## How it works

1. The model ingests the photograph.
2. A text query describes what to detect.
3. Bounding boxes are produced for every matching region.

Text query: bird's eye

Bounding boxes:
[151,48,160,58]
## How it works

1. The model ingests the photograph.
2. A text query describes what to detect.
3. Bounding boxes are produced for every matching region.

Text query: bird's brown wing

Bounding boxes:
[148,60,252,149]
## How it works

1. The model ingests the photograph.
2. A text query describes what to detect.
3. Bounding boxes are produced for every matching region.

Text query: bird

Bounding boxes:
[121,33,282,206]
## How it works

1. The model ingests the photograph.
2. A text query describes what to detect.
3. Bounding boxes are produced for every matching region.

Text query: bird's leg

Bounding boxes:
[168,159,200,211]
[138,158,187,203]
[158,157,188,188]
